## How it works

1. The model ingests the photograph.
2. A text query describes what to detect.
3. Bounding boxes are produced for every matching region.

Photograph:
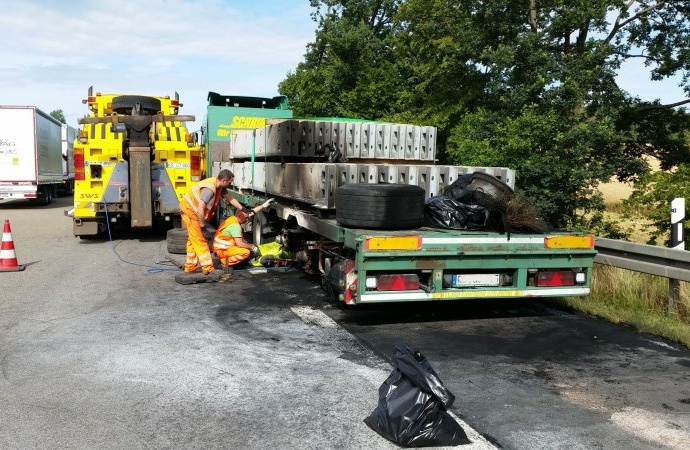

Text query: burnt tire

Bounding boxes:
[166,228,188,255]
[336,183,425,229]
[112,95,161,115]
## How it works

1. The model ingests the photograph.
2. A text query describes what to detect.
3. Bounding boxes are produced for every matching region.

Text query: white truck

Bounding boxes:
[0,106,65,204]
[60,123,76,196]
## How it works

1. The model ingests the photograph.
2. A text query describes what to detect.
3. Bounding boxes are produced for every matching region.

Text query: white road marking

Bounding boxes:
[290,305,499,449]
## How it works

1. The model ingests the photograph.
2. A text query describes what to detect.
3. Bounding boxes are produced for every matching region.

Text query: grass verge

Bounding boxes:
[550,265,690,348]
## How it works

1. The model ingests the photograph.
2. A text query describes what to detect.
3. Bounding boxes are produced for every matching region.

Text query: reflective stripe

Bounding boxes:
[180,177,220,221]
[212,216,240,251]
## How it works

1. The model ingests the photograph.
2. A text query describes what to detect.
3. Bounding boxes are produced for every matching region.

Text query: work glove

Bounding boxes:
[249,245,261,259]
[201,224,216,240]
[261,198,275,209]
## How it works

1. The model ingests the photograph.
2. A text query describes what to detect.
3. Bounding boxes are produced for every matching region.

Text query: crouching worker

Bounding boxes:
[212,199,274,269]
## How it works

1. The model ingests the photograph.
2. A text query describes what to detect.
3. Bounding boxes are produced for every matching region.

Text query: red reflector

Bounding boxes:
[190,154,200,171]
[536,271,575,287]
[171,100,179,107]
[377,274,419,291]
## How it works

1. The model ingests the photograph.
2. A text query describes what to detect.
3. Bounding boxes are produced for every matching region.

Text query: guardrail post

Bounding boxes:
[669,198,685,316]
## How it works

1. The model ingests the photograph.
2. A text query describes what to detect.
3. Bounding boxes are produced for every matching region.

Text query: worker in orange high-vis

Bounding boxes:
[179,169,248,275]
[212,198,275,269]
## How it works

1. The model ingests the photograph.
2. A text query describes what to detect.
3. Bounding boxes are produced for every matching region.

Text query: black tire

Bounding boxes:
[336,183,425,229]
[252,212,267,246]
[112,95,161,115]
[167,228,188,254]
[470,172,514,198]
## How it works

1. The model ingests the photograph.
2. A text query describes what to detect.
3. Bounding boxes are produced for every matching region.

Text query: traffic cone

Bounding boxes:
[0,219,25,272]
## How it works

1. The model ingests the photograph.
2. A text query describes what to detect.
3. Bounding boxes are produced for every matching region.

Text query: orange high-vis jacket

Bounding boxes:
[180,177,221,221]
[212,216,241,251]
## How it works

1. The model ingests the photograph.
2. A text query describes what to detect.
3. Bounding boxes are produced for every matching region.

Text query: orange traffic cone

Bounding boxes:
[0,219,25,272]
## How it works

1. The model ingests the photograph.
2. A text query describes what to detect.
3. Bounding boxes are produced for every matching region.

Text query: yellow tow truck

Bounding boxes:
[72,87,203,237]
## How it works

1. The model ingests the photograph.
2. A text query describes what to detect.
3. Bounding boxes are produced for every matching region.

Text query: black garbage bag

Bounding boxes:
[364,344,470,447]
[424,195,488,230]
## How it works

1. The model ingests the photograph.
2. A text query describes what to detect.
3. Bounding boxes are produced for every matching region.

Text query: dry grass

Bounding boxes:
[558,265,690,347]
[566,167,690,347]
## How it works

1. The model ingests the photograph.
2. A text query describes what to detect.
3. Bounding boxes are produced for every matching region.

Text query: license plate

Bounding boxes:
[452,274,501,287]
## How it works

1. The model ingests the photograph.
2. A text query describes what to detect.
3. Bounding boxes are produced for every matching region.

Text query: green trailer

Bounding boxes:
[201,92,597,305]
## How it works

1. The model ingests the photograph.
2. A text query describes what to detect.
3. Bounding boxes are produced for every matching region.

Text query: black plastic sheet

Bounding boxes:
[364,344,470,447]
[424,196,488,230]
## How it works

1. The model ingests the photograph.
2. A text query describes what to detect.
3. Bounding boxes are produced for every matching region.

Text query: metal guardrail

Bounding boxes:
[594,238,690,282]
[594,237,690,314]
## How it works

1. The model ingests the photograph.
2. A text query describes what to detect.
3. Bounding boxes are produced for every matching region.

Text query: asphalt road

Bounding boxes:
[1,196,689,449]
[0,196,492,450]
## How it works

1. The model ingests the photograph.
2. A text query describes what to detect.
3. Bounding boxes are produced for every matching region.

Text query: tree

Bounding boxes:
[50,109,66,124]
[279,0,404,120]
[282,1,690,229]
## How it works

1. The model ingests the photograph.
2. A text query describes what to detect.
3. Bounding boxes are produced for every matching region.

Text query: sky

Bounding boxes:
[1,0,687,130]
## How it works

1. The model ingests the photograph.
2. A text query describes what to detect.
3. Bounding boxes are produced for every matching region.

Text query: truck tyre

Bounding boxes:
[470,172,514,199]
[112,95,162,115]
[336,183,425,229]
[166,228,188,254]
[252,212,267,246]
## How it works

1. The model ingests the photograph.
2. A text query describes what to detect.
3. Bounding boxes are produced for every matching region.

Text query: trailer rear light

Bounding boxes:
[544,235,594,249]
[171,100,179,107]
[366,274,420,291]
[535,271,575,287]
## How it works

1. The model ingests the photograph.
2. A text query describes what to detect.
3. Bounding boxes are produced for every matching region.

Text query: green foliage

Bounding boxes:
[50,109,66,124]
[624,164,690,245]
[283,0,690,229]
[279,0,404,120]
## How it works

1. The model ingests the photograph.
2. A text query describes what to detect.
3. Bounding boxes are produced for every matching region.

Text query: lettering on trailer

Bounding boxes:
[79,193,99,199]
[0,139,16,147]
[216,117,268,136]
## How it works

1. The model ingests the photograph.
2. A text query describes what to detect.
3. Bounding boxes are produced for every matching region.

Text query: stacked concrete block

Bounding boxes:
[213,161,516,209]
[374,124,390,159]
[224,119,437,162]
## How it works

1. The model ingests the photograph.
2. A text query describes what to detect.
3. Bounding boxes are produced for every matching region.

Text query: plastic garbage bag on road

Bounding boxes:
[364,344,470,447]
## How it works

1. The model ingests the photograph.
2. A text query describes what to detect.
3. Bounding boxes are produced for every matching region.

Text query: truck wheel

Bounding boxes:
[251,212,267,246]
[470,172,514,199]
[166,228,188,254]
[336,183,425,229]
[112,95,162,115]
[41,186,52,206]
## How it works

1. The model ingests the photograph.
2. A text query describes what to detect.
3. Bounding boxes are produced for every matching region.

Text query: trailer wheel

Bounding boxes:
[336,183,425,229]
[112,95,162,115]
[41,186,52,206]
[166,228,188,254]
[251,212,267,245]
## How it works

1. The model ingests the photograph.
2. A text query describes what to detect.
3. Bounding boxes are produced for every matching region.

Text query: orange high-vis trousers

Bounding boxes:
[215,246,251,267]
[181,212,214,274]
